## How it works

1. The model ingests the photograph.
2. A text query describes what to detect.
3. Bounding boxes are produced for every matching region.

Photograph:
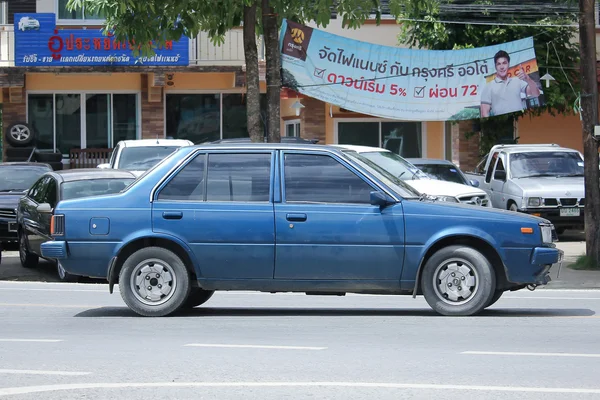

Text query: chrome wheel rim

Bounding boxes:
[433,258,479,305]
[10,125,30,142]
[129,258,177,306]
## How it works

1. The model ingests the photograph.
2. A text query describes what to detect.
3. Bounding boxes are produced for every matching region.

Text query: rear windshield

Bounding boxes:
[61,178,135,200]
[118,146,181,171]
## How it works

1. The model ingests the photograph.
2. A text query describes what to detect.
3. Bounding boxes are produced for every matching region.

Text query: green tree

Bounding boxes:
[390,0,580,155]
[67,0,381,142]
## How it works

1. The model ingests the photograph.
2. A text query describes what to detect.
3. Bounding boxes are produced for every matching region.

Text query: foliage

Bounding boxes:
[570,254,600,270]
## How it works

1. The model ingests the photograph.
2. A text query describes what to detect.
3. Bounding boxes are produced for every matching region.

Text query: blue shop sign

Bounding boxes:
[14,13,189,66]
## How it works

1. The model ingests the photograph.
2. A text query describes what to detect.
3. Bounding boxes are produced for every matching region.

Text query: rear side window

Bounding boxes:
[283,153,373,204]
[158,154,206,201]
[206,153,271,202]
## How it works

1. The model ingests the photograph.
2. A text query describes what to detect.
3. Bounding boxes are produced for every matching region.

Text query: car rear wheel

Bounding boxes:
[19,232,39,269]
[421,245,496,316]
[183,288,215,308]
[119,247,191,317]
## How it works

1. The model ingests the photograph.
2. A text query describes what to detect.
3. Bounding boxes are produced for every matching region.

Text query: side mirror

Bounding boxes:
[370,191,394,208]
[36,203,53,213]
[494,170,507,181]
[97,163,110,169]
[469,179,480,187]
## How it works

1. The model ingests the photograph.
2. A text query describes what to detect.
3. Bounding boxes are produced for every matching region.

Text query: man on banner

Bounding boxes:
[480,50,541,117]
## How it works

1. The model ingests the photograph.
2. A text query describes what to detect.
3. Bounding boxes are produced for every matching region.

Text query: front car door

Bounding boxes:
[274,150,405,282]
[489,153,507,208]
[23,176,53,253]
[152,150,275,279]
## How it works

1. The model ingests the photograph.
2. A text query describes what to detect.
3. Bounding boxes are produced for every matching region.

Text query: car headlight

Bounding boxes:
[436,195,460,203]
[540,224,553,244]
[528,197,542,207]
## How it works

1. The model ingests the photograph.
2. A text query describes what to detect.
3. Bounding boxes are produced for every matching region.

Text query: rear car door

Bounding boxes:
[274,150,405,281]
[152,150,276,279]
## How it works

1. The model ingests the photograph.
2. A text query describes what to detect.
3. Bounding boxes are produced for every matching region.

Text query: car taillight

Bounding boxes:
[51,214,65,236]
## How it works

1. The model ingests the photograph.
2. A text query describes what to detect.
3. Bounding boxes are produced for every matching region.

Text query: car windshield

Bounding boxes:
[118,146,181,171]
[61,178,136,200]
[414,164,469,185]
[509,151,584,179]
[0,166,50,192]
[342,151,421,198]
[355,151,429,181]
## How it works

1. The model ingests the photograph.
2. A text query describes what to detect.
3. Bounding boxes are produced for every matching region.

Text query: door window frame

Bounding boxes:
[26,90,142,155]
[333,117,427,157]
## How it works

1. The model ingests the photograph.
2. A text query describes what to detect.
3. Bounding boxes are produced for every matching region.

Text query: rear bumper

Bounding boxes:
[40,240,67,259]
[504,246,563,286]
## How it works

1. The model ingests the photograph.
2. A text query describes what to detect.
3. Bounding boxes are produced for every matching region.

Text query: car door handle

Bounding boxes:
[286,213,307,222]
[162,211,183,220]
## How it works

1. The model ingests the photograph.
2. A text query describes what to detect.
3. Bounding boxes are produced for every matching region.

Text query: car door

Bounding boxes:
[20,176,45,246]
[274,151,405,281]
[489,153,507,208]
[24,176,52,253]
[152,150,276,279]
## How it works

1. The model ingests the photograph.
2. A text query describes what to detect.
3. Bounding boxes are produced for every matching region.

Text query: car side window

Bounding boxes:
[485,152,500,183]
[157,154,206,201]
[43,178,58,208]
[206,153,271,202]
[28,177,48,203]
[283,153,373,204]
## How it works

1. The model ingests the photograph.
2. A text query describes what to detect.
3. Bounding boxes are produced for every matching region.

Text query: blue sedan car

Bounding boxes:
[41,143,562,317]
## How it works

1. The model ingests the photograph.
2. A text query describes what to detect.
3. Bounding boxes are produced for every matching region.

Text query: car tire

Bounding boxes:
[5,147,36,159]
[485,290,503,309]
[183,288,214,308]
[19,231,39,269]
[118,247,191,317]
[421,245,496,316]
[508,202,518,212]
[34,150,63,163]
[5,122,35,147]
[57,261,78,282]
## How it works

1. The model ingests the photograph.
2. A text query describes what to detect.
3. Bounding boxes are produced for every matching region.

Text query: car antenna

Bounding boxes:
[156,133,159,145]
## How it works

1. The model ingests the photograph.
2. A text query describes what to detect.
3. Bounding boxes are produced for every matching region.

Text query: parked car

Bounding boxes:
[465,144,584,234]
[17,169,137,281]
[0,163,53,249]
[207,137,320,144]
[97,139,194,176]
[408,158,480,187]
[41,143,561,317]
[336,145,492,207]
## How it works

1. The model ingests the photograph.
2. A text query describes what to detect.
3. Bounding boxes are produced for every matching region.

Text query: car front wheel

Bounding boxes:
[421,245,496,316]
[119,247,191,317]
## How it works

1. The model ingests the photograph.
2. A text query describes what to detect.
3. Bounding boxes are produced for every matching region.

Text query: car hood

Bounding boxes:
[515,176,584,197]
[406,179,486,197]
[0,192,26,209]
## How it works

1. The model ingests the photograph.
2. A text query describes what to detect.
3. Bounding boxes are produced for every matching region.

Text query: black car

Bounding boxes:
[0,162,53,246]
[16,168,137,281]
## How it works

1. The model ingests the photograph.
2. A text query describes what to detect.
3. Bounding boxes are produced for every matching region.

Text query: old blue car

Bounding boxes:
[41,143,562,317]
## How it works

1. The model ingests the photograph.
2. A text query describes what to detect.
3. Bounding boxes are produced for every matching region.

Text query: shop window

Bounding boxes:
[284,120,300,137]
[337,120,423,158]
[166,93,267,143]
[0,2,7,25]
[27,93,138,154]
[57,0,104,21]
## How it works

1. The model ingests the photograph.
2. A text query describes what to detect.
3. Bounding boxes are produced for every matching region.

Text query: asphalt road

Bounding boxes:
[0,282,600,399]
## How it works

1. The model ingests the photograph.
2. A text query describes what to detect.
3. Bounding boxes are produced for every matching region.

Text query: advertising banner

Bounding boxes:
[14,13,189,66]
[280,19,544,121]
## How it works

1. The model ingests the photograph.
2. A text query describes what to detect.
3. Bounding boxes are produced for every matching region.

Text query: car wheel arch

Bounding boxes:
[411,234,509,298]
[108,235,200,291]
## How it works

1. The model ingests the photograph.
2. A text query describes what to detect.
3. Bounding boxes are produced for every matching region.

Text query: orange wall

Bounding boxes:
[426,121,444,158]
[27,73,142,91]
[164,72,236,90]
[517,112,583,152]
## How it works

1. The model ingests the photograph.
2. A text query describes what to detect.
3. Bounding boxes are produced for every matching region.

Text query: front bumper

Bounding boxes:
[0,219,18,241]
[521,207,584,229]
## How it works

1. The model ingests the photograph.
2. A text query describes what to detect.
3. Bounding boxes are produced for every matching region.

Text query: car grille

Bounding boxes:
[542,198,583,207]
[0,208,16,219]
[458,195,489,207]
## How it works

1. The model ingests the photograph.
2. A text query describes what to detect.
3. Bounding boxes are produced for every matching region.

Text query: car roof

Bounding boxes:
[0,162,52,168]
[330,144,389,153]
[47,168,137,182]
[490,144,580,154]
[408,158,455,166]
[119,139,194,147]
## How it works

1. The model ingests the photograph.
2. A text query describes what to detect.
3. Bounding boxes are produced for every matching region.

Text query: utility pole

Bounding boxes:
[579,0,600,264]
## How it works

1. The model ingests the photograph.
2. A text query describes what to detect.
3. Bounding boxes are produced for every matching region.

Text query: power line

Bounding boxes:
[395,17,577,28]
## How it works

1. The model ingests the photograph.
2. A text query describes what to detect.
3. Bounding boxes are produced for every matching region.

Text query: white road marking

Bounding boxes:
[184,344,327,350]
[0,339,63,343]
[462,351,600,358]
[0,288,108,293]
[1,381,600,396]
[0,369,89,376]
[502,296,600,300]
[0,303,93,309]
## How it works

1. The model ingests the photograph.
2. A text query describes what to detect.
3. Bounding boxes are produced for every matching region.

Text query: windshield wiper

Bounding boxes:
[555,173,584,177]
[517,173,557,178]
